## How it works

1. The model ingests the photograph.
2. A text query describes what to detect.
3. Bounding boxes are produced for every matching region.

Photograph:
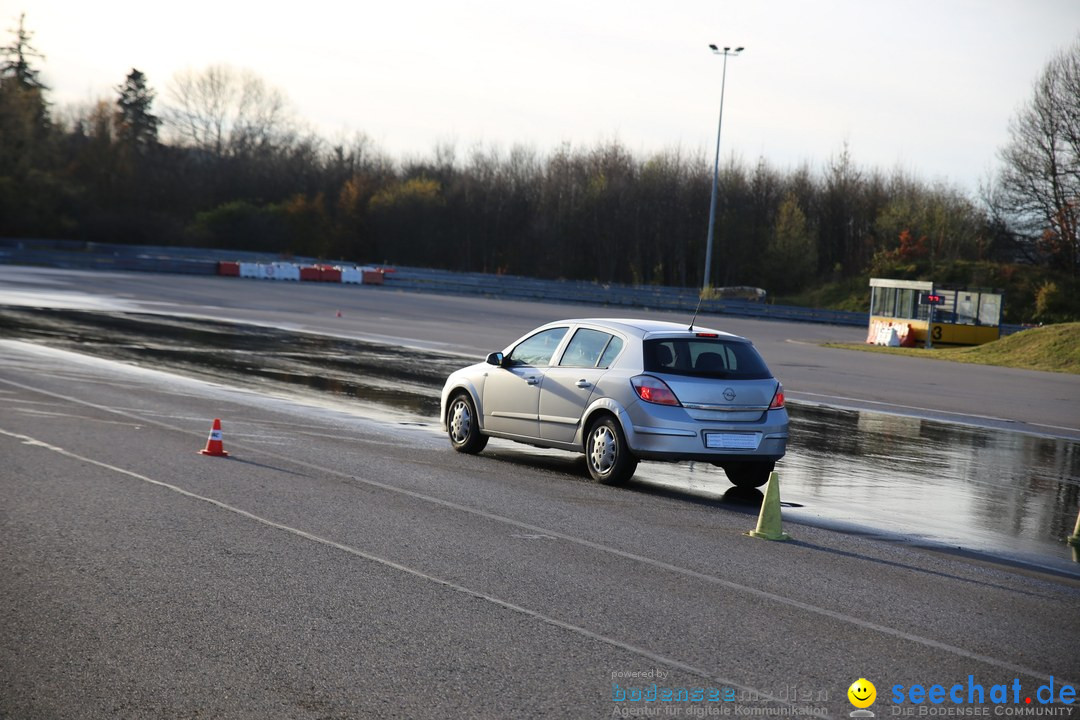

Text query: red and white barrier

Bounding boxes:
[262,263,299,281]
[218,260,388,286]
[866,320,915,347]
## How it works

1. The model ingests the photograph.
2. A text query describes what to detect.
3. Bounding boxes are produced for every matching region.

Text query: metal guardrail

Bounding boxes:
[2,238,1029,332]
[0,237,320,265]
[0,249,218,275]
[382,267,870,327]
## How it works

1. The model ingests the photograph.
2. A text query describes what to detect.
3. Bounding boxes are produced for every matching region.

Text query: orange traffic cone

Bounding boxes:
[199,418,229,457]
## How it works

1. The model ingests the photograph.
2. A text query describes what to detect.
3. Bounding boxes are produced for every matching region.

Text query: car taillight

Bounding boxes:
[769,383,785,409]
[631,376,681,406]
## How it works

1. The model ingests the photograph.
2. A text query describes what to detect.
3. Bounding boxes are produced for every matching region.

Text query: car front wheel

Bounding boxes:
[447,392,488,454]
[585,415,638,485]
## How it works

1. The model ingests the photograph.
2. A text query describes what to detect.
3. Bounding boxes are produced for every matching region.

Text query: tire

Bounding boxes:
[723,462,774,489]
[447,392,488,454]
[585,415,638,485]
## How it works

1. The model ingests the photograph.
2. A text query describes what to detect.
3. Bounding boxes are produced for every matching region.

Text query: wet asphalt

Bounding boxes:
[1,305,1077,575]
[2,267,1080,718]
[1,338,1078,718]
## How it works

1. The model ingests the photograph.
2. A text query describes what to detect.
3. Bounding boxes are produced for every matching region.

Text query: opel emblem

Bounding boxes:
[723,387,736,401]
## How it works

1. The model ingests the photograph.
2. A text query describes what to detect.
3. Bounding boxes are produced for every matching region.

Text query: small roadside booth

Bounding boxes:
[868,278,1003,347]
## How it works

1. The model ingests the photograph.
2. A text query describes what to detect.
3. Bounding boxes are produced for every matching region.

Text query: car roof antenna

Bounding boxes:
[688,290,705,332]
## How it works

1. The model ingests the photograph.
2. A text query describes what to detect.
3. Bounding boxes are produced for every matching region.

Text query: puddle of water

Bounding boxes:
[0,308,462,417]
[780,407,1077,568]
[609,405,1080,574]
[2,307,1077,574]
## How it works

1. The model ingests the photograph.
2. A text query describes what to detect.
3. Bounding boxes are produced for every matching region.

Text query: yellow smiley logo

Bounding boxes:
[848,678,877,708]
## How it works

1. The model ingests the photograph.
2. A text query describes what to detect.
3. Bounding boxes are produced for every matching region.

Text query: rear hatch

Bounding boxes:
[642,336,779,422]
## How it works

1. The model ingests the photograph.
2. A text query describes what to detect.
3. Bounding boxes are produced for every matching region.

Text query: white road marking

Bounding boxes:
[0,426,818,714]
[0,373,1070,687]
[10,407,143,427]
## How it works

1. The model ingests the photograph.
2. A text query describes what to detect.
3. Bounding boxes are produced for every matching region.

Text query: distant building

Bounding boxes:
[868,278,1003,347]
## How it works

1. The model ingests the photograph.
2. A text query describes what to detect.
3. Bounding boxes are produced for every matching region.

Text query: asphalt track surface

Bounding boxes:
[2,266,1078,441]
[2,266,1079,718]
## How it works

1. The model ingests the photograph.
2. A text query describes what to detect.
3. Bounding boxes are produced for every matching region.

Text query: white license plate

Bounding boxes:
[704,432,761,450]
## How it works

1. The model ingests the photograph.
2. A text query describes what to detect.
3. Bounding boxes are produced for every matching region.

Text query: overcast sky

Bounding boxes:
[18,0,1080,192]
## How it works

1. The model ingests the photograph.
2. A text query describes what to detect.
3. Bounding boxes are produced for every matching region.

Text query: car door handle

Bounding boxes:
[576,379,591,388]
[525,376,539,385]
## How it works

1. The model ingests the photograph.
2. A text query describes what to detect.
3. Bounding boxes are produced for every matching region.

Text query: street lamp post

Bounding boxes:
[702,44,743,292]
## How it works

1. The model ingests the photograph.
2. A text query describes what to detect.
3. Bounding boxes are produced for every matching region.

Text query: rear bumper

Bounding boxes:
[630,438,787,464]
[622,404,788,463]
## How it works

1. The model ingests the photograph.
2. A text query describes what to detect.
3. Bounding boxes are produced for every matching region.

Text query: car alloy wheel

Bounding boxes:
[589,424,617,475]
[448,393,488,454]
[449,398,471,443]
[585,416,637,485]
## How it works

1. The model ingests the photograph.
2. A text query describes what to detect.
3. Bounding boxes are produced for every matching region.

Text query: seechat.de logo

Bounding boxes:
[849,678,877,717]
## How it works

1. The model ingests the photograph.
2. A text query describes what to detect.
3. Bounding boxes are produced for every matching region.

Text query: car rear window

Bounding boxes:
[643,338,772,380]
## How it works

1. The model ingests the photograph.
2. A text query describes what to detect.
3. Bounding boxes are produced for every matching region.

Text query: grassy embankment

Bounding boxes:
[825,322,1080,375]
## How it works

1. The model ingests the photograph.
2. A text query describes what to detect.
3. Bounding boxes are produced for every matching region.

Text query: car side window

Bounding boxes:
[597,336,624,369]
[559,328,615,368]
[506,327,568,367]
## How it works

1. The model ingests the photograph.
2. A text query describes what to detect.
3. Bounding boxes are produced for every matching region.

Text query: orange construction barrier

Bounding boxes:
[319,266,342,282]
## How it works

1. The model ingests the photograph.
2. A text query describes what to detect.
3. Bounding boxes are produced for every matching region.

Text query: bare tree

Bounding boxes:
[995,37,1080,275]
[163,64,291,158]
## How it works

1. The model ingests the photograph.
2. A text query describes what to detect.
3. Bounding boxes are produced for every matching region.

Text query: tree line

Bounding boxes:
[1,14,1077,320]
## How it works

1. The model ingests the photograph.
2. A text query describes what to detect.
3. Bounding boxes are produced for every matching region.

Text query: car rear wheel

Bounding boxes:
[585,415,638,485]
[447,392,488,454]
[723,462,774,488]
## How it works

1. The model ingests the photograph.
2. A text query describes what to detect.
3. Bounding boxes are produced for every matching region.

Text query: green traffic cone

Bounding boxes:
[746,471,791,541]
[1067,507,1080,548]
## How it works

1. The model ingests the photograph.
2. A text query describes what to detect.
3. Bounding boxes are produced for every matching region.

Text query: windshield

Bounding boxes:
[643,338,772,380]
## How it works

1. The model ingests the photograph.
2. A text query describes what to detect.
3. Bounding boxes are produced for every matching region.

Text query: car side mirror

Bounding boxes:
[486,352,505,367]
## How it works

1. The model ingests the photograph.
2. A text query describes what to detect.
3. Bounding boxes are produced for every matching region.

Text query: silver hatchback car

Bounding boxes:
[440,318,788,487]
